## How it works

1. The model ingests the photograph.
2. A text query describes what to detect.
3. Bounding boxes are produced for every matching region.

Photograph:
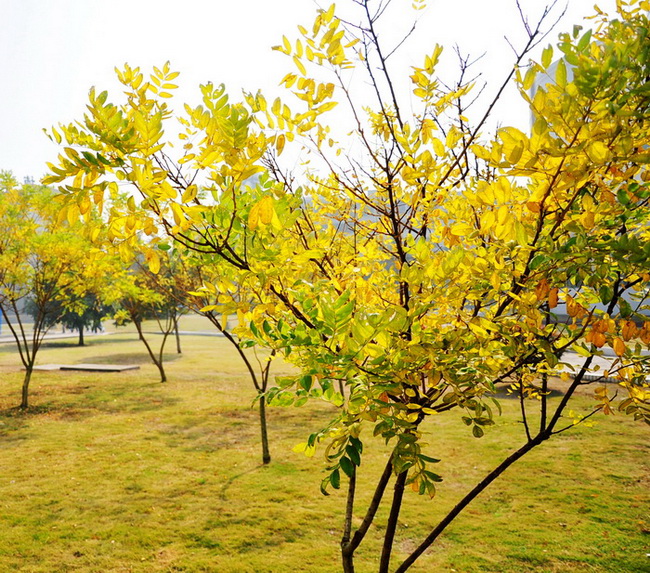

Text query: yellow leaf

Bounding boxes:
[293,56,307,76]
[621,320,637,341]
[468,321,489,337]
[170,202,184,226]
[324,3,336,22]
[450,222,474,236]
[556,59,567,87]
[612,337,626,357]
[592,331,606,348]
[292,442,316,457]
[479,210,495,233]
[258,196,274,225]
[580,211,595,229]
[181,185,198,203]
[276,133,286,155]
[147,250,160,274]
[497,205,509,225]
[248,202,260,230]
[535,279,550,301]
[587,141,612,163]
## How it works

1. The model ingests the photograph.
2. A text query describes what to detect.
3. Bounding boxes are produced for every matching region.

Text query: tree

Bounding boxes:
[113,259,183,384]
[25,267,117,347]
[137,246,191,355]
[0,174,95,408]
[46,1,650,570]
[116,226,278,465]
[181,244,277,465]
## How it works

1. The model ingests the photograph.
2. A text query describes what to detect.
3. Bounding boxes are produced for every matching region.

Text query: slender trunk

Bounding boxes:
[20,367,32,409]
[78,325,84,347]
[174,316,182,354]
[133,316,167,383]
[378,469,407,573]
[341,457,394,567]
[341,467,357,573]
[394,435,547,573]
[157,331,170,383]
[216,321,274,465]
[258,393,271,465]
[156,361,167,383]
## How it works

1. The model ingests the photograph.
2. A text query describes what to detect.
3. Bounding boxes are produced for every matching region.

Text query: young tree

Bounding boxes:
[113,260,183,384]
[181,246,278,465]
[123,236,278,465]
[25,269,116,347]
[0,174,96,408]
[46,1,650,569]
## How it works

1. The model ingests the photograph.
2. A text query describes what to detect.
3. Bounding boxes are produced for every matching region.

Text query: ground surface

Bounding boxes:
[0,317,648,572]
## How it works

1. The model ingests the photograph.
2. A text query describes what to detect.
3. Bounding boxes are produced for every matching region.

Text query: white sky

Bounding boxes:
[0,0,616,182]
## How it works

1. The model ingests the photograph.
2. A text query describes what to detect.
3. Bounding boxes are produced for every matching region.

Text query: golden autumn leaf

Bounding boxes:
[248,202,260,230]
[621,320,638,341]
[535,279,550,301]
[146,250,160,274]
[258,196,275,225]
[612,337,626,357]
[592,331,606,348]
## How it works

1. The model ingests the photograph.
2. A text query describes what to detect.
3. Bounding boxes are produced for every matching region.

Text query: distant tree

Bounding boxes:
[0,173,90,408]
[113,250,190,383]
[26,292,112,346]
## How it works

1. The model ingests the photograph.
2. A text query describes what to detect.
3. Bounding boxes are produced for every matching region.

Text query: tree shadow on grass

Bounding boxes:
[0,405,39,444]
[219,464,265,501]
[1,380,182,422]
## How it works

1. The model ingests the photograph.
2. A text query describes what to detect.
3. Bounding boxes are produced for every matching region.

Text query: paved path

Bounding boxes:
[0,330,226,345]
[557,349,650,383]
[0,331,112,344]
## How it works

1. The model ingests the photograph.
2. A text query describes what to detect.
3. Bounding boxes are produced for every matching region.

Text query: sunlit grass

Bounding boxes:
[0,322,647,572]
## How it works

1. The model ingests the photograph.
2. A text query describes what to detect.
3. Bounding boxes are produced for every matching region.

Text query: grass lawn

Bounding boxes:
[0,319,648,572]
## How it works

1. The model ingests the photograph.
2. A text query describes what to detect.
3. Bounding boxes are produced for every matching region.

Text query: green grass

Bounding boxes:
[0,322,648,572]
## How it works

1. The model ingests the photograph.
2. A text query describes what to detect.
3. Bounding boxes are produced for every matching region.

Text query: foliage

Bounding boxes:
[25,278,115,347]
[0,172,106,407]
[45,0,650,570]
[112,251,188,383]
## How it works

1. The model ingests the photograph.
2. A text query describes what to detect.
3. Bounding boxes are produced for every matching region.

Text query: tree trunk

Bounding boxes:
[394,435,546,572]
[340,458,394,572]
[342,552,355,573]
[378,469,408,573]
[133,315,167,383]
[156,361,167,383]
[174,316,182,354]
[20,367,32,409]
[259,393,271,464]
[78,325,85,346]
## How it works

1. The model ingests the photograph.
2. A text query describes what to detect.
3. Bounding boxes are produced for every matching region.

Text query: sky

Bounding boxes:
[0,0,617,182]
